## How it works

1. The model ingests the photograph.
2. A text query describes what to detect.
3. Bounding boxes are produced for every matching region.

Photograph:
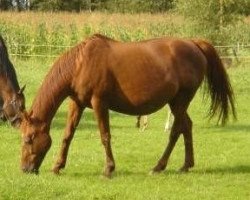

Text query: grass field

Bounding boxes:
[0,54,249,200]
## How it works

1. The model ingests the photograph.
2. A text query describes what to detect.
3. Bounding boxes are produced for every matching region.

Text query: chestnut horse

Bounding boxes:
[0,35,25,127]
[20,34,236,176]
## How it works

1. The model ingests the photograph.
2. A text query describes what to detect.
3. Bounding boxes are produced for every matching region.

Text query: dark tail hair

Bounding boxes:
[192,39,236,125]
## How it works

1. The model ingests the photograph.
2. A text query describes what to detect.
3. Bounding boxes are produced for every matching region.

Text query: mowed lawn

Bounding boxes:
[0,58,250,200]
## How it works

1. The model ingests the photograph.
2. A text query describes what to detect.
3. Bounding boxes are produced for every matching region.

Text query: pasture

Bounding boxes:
[0,56,249,199]
[0,11,250,200]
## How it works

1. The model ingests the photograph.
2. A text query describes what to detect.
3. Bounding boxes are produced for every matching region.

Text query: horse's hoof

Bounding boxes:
[179,167,189,173]
[149,170,162,176]
[149,166,165,175]
[51,167,61,175]
[102,171,113,179]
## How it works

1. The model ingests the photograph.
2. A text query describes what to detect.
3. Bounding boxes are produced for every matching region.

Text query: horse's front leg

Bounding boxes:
[52,99,84,174]
[91,97,115,178]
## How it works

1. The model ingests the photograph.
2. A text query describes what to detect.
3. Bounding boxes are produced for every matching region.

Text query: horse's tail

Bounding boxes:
[192,39,236,125]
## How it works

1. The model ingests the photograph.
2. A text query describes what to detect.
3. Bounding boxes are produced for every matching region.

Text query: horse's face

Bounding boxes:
[20,116,51,174]
[2,85,26,127]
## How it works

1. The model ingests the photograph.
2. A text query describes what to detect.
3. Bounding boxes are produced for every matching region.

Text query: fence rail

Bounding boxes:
[8,43,250,63]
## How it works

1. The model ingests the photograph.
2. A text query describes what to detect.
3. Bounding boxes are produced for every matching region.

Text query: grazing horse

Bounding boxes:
[0,35,25,127]
[19,34,236,176]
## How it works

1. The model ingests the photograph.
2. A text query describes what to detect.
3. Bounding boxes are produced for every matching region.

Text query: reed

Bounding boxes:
[0,11,249,58]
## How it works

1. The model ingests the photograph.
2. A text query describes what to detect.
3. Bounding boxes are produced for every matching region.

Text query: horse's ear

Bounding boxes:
[18,85,26,94]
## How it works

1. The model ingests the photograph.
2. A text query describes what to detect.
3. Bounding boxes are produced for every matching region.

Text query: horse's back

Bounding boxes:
[107,37,207,91]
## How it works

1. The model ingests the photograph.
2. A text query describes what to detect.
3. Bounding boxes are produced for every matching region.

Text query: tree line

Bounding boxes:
[0,0,175,13]
[1,0,249,15]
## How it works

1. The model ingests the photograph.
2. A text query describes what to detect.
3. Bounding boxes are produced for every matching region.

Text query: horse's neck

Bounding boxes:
[0,78,15,101]
[31,63,73,126]
[0,61,20,101]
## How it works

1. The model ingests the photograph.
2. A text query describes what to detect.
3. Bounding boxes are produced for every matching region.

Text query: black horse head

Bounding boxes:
[0,35,25,127]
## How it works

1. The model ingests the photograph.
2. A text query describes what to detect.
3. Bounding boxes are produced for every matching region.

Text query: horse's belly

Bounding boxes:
[108,81,177,115]
[109,100,167,115]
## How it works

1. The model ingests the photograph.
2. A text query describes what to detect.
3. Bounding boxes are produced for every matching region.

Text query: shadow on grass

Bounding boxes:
[46,164,250,179]
[202,123,250,134]
[193,164,250,174]
[58,169,149,179]
[117,165,250,176]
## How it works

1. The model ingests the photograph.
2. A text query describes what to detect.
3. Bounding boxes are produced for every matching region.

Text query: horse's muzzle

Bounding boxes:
[22,166,39,175]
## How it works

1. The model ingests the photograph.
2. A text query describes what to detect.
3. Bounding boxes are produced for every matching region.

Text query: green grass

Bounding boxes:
[0,58,250,200]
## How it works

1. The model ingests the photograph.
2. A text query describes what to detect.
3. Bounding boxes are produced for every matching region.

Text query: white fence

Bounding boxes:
[8,43,250,64]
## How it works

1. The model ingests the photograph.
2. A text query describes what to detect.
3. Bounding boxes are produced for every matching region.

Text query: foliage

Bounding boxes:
[1,0,250,15]
[0,12,186,58]
[30,0,62,11]
[0,11,250,58]
[175,0,250,44]
[104,0,175,13]
[0,0,11,10]
[0,0,175,13]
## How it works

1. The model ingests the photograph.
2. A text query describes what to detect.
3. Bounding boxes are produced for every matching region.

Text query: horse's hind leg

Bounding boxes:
[179,113,194,172]
[91,97,115,178]
[152,92,195,173]
[52,98,84,174]
[152,111,182,173]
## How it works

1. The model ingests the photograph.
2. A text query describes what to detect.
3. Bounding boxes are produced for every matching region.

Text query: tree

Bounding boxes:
[175,0,244,44]
[176,0,245,30]
[0,0,11,10]
[30,0,61,11]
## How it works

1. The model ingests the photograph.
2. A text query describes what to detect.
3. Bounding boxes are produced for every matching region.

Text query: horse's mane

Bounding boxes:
[30,39,87,117]
[91,33,116,42]
[0,34,20,91]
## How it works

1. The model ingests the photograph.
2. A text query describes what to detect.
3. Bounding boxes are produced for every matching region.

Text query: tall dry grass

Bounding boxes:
[0,11,249,58]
